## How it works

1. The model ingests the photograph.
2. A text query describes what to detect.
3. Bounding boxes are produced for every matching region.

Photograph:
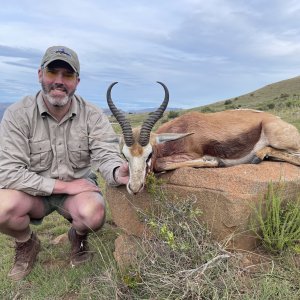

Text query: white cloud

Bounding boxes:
[0,0,300,109]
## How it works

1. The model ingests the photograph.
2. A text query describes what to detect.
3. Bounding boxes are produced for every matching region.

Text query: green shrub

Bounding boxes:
[280,93,289,99]
[201,106,214,113]
[286,101,292,108]
[224,99,232,105]
[253,183,300,253]
[168,110,180,119]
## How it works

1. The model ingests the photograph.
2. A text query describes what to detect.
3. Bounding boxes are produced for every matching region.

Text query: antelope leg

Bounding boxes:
[160,157,219,171]
[256,146,300,166]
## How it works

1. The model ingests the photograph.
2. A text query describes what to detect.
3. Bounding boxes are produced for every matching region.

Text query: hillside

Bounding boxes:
[190,75,300,113]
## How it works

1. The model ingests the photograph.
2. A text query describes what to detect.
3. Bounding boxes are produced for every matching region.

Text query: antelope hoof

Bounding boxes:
[256,148,270,160]
[250,156,262,164]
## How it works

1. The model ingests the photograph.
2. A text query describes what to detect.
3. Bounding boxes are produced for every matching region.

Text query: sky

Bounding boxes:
[1,0,300,111]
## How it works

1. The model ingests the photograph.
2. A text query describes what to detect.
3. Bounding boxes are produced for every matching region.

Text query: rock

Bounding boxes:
[50,233,68,245]
[113,234,140,270]
[106,162,300,251]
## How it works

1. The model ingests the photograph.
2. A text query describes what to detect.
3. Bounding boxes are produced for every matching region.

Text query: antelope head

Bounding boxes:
[107,82,191,194]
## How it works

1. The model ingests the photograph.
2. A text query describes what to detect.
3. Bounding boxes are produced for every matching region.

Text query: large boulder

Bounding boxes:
[106,162,300,250]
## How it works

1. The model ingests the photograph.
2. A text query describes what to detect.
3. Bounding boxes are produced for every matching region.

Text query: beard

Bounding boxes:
[41,82,75,107]
[45,94,69,107]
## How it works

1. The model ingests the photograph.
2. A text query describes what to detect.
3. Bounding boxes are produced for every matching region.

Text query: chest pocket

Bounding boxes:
[29,140,53,172]
[67,138,90,169]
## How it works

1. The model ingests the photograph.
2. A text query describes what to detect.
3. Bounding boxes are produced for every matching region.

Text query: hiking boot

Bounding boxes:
[8,232,41,281]
[68,227,92,266]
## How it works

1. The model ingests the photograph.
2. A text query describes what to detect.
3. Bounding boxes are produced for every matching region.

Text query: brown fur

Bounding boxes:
[130,143,144,156]
[202,124,262,159]
[155,110,271,158]
[151,110,300,170]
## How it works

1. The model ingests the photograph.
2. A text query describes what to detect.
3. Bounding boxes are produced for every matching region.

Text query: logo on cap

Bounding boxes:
[55,48,72,57]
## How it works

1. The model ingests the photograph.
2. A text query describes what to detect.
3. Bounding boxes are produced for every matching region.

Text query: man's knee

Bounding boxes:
[82,201,105,228]
[0,190,24,224]
[76,200,106,231]
[0,190,43,225]
[63,192,106,231]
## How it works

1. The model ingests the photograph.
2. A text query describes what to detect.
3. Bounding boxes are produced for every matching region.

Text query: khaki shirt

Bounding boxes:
[0,91,124,196]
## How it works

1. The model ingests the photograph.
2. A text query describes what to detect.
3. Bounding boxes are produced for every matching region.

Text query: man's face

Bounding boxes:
[38,61,80,107]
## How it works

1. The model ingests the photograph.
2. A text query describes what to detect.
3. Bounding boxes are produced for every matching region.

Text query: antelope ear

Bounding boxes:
[155,132,194,144]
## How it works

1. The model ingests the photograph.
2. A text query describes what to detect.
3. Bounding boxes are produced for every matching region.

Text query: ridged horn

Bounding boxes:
[139,81,169,146]
[106,82,134,146]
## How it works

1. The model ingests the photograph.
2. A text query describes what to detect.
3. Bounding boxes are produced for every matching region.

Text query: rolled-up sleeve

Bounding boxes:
[0,109,55,196]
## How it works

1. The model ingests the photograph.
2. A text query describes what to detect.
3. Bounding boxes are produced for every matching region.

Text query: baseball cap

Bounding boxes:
[40,46,80,75]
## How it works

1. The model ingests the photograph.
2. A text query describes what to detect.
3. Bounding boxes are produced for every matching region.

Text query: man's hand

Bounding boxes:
[114,163,129,185]
[53,178,101,195]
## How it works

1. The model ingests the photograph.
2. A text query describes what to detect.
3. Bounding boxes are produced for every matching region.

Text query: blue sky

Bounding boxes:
[1,0,300,111]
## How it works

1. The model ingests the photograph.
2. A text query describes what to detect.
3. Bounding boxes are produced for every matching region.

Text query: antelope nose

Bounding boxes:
[128,183,144,194]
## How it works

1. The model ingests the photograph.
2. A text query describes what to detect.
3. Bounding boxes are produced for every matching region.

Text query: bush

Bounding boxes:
[168,110,179,119]
[201,106,214,113]
[267,103,275,110]
[286,102,292,108]
[252,183,300,253]
[280,93,289,99]
[159,117,169,124]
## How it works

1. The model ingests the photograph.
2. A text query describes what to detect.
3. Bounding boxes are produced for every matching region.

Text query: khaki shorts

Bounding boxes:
[30,173,104,225]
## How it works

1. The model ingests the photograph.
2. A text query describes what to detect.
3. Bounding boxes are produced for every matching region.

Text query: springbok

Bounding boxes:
[107,82,300,194]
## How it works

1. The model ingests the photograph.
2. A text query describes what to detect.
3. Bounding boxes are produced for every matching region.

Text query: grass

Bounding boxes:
[0,214,123,299]
[252,183,300,253]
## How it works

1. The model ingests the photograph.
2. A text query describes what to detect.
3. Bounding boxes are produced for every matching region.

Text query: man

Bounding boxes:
[0,46,128,280]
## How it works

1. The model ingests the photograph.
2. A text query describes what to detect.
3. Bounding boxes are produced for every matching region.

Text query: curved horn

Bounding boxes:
[106,82,134,146]
[139,81,169,146]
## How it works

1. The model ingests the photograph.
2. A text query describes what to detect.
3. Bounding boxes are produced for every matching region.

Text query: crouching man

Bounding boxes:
[0,45,128,280]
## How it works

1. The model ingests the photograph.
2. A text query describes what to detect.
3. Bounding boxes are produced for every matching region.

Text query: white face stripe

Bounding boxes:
[122,143,153,194]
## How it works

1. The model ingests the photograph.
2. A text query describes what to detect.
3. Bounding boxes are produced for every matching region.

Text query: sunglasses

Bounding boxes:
[43,67,78,81]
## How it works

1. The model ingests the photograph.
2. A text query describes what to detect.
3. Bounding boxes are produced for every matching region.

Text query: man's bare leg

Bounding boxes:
[0,189,45,241]
[0,189,45,280]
